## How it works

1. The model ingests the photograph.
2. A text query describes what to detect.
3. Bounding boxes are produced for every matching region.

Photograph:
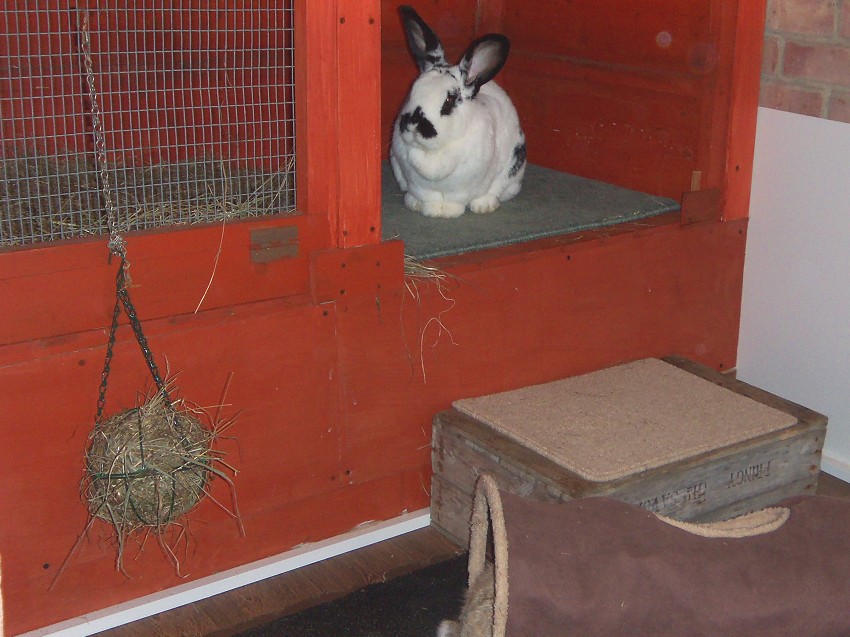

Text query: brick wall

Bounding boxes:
[761,0,850,122]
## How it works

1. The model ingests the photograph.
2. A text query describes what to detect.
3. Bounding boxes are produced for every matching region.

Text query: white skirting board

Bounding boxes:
[822,454,850,486]
[17,509,431,637]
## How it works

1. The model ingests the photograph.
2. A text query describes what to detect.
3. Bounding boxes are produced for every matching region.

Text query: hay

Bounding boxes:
[0,147,295,246]
[401,255,459,384]
[85,390,211,531]
[52,381,242,585]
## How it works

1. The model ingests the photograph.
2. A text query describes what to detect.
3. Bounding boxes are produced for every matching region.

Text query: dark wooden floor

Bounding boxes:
[96,519,463,637]
[97,472,850,637]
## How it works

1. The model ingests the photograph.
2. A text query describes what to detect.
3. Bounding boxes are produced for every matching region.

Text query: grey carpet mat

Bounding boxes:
[381,162,680,260]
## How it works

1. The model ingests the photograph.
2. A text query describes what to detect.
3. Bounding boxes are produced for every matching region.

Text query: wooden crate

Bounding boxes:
[431,357,826,547]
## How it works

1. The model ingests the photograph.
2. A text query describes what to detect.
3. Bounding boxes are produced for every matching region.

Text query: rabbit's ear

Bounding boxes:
[399,5,447,71]
[460,35,510,97]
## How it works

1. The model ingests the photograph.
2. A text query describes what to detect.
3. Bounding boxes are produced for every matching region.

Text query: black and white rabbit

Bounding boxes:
[390,6,527,218]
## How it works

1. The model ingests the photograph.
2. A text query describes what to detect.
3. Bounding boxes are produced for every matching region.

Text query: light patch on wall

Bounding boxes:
[738,107,850,483]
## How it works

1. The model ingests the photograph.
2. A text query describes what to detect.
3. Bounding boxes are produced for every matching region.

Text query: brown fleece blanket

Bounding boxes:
[497,490,850,636]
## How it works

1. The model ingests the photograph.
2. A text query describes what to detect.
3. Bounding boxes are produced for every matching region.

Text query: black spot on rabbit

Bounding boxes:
[509,139,527,177]
[399,106,438,139]
[440,89,461,116]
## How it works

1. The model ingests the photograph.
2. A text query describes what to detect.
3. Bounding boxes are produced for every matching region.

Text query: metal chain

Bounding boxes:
[115,265,171,403]
[95,289,123,422]
[78,5,126,259]
[95,264,172,422]
[80,6,171,420]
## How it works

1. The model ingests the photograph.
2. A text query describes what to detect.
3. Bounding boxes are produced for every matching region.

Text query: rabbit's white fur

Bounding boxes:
[390,6,526,218]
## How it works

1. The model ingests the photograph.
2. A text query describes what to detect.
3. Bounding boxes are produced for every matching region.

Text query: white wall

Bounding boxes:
[738,107,850,483]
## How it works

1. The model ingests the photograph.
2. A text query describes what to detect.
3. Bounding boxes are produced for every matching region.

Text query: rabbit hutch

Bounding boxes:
[0,0,765,634]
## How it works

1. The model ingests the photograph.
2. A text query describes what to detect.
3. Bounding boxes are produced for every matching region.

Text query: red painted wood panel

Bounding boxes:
[381,53,418,158]
[0,214,328,349]
[0,217,747,634]
[295,0,338,233]
[336,218,747,493]
[689,0,737,201]
[505,57,701,199]
[310,240,405,304]
[380,0,478,50]
[336,0,383,247]
[475,0,506,35]
[723,1,767,220]
[1,300,339,635]
[503,0,712,75]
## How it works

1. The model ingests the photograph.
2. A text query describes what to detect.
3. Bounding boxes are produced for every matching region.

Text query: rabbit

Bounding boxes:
[390,6,527,219]
[437,562,495,637]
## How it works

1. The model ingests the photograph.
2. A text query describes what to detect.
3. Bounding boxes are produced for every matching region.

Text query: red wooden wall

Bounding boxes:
[381,0,761,217]
[0,0,764,634]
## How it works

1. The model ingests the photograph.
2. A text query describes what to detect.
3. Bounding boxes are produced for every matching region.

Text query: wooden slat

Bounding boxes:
[723,0,768,220]
[503,0,712,73]
[336,0,382,247]
[0,214,334,349]
[295,0,339,235]
[691,0,737,207]
[506,59,701,199]
[309,240,405,304]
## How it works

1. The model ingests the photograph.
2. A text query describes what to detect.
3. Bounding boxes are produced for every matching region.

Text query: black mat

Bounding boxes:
[382,162,680,260]
[236,555,468,637]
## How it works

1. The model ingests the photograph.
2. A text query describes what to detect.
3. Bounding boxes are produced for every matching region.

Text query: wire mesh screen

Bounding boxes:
[0,2,296,247]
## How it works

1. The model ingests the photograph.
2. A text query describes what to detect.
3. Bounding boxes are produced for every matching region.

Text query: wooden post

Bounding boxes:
[723,0,768,220]
[295,0,382,249]
[336,0,382,248]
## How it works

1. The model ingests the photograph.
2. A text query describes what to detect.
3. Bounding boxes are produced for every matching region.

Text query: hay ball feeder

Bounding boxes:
[85,392,211,529]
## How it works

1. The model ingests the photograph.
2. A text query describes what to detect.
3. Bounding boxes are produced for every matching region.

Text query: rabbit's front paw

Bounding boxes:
[422,201,465,218]
[470,194,500,214]
[404,192,424,213]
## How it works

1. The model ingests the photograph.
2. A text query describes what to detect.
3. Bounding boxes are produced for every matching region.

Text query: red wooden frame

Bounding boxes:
[298,0,383,248]
[0,1,765,634]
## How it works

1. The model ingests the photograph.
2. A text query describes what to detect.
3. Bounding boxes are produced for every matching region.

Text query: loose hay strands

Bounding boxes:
[0,148,296,246]
[401,255,459,384]
[51,377,242,587]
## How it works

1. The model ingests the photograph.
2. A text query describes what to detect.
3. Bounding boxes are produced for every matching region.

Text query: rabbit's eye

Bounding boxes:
[441,89,461,116]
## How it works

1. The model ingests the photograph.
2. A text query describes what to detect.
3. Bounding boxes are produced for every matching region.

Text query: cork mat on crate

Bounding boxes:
[452,359,798,482]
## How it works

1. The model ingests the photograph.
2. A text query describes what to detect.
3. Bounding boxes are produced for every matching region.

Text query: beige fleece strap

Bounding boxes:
[469,474,509,637]
[658,506,791,538]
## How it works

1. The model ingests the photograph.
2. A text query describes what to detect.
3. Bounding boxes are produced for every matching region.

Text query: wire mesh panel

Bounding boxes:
[0,1,296,247]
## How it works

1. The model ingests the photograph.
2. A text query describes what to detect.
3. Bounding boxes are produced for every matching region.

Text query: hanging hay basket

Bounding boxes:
[84,391,211,530]
[48,381,243,587]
